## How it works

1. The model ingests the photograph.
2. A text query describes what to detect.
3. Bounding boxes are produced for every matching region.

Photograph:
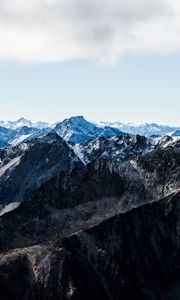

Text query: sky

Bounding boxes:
[0,0,180,125]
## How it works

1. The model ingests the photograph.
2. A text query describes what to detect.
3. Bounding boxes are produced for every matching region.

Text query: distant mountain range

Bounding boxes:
[0,117,50,130]
[0,116,179,148]
[97,121,179,137]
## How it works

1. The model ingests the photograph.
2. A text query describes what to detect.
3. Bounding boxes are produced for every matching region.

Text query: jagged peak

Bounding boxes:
[61,115,90,126]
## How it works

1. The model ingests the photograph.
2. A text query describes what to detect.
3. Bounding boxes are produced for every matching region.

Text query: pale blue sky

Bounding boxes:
[0,0,180,126]
[0,54,179,125]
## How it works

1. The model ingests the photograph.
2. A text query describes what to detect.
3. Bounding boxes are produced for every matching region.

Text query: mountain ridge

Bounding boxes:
[0,116,179,148]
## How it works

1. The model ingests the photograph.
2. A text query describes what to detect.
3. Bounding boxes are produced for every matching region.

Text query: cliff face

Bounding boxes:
[0,192,180,300]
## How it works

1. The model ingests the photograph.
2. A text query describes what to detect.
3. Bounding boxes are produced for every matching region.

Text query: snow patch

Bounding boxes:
[10,134,31,146]
[73,144,86,165]
[0,156,21,177]
[0,202,20,216]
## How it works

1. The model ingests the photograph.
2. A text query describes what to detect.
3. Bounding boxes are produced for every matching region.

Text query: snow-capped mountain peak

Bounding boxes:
[54,116,124,143]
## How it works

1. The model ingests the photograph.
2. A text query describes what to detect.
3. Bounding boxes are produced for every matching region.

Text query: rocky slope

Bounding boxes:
[0,192,180,300]
[0,132,81,206]
[73,134,155,164]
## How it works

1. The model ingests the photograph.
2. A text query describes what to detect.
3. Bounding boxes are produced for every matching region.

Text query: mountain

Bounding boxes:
[73,134,155,164]
[0,121,179,299]
[1,130,179,210]
[0,116,123,148]
[10,126,51,146]
[172,130,180,136]
[0,116,179,148]
[0,177,179,299]
[0,124,51,148]
[98,121,180,137]
[0,126,18,148]
[0,118,50,130]
[0,132,153,207]
[54,116,124,143]
[0,132,82,206]
[0,133,179,248]
[156,135,180,149]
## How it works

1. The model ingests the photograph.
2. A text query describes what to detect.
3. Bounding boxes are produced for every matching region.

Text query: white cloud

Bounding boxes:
[0,0,180,64]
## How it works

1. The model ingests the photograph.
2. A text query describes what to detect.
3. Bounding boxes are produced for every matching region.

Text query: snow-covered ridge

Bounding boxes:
[0,116,179,149]
[97,121,180,137]
[1,116,179,137]
[0,118,50,130]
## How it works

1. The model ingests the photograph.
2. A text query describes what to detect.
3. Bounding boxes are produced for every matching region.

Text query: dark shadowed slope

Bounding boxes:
[0,192,180,300]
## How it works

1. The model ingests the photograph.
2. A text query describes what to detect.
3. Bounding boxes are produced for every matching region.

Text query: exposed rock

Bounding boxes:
[0,192,180,300]
[0,133,82,205]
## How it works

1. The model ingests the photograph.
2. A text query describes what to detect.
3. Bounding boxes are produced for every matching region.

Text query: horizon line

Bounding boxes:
[0,115,179,128]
